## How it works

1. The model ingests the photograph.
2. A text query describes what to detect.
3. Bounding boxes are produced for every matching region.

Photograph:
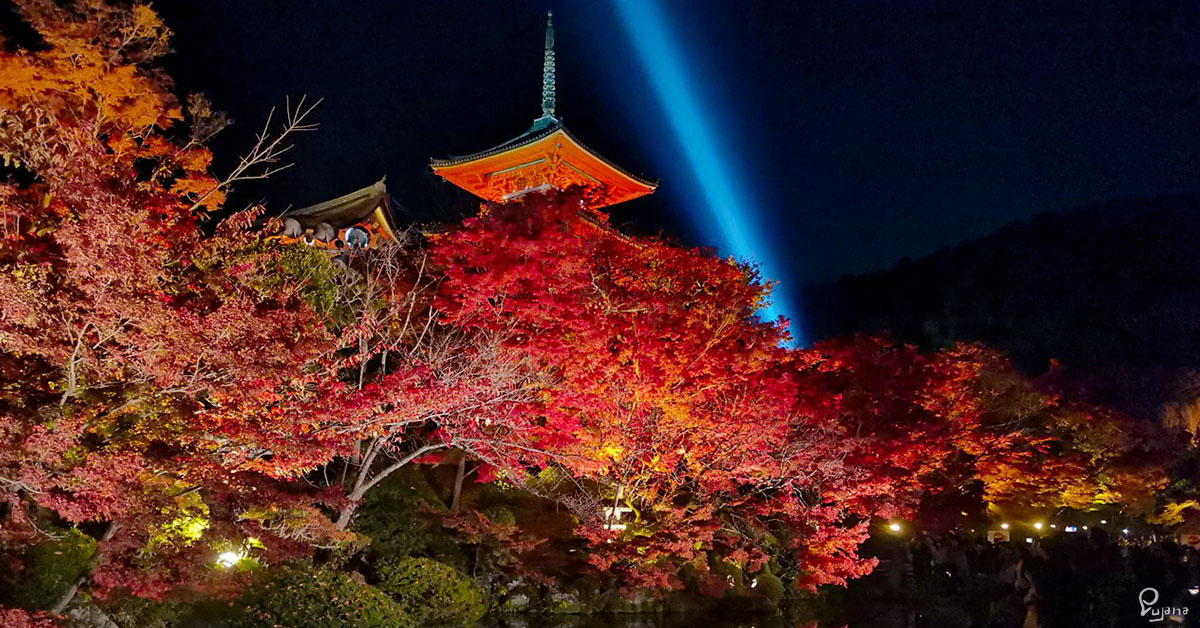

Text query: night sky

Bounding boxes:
[158,0,1200,324]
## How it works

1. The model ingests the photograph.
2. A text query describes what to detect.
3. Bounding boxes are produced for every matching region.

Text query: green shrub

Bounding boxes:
[3,527,96,610]
[752,566,785,606]
[353,470,468,569]
[234,566,413,628]
[100,596,192,628]
[710,556,745,594]
[482,505,516,526]
[375,556,487,627]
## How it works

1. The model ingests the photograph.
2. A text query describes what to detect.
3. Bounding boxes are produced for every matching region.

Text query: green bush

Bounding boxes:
[353,469,468,569]
[482,505,516,526]
[100,596,192,628]
[375,556,487,627]
[710,556,745,594]
[234,566,413,628]
[752,566,785,606]
[3,527,96,610]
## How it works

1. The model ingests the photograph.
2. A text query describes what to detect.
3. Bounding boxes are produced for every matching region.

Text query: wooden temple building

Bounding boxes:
[431,12,656,209]
[278,12,652,251]
[276,178,400,250]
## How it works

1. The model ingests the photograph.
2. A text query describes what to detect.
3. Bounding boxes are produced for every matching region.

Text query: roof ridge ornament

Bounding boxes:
[532,11,557,129]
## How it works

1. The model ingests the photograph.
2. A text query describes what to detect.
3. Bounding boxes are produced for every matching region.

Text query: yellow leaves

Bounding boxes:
[661,402,693,425]
[148,489,211,548]
[600,444,624,461]
[171,174,223,211]
[0,3,180,149]
[160,514,210,544]
[127,5,170,50]
[1150,499,1200,527]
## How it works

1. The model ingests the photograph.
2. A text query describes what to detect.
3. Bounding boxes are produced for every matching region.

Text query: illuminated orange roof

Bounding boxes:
[431,12,656,210]
[431,122,656,209]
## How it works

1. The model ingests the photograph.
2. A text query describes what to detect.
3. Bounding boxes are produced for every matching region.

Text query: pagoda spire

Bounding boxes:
[539,11,556,120]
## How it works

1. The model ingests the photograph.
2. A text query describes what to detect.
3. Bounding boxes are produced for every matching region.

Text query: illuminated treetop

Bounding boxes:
[431,12,657,209]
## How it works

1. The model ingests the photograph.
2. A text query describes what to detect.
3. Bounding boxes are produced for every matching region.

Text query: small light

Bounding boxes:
[1100,519,1107,524]
[888,522,902,533]
[216,551,241,568]
[1050,524,1057,529]
[1000,523,1010,530]
[1025,537,1034,544]
[1082,525,1089,530]
[1189,586,1199,596]
[750,578,758,588]
[1033,522,1044,530]
[1122,529,1130,535]
[1065,526,1078,532]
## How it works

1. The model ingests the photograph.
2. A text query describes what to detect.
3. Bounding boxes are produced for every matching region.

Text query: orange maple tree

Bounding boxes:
[0,0,341,611]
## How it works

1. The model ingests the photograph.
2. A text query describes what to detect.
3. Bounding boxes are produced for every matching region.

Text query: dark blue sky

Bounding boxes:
[158,0,1200,314]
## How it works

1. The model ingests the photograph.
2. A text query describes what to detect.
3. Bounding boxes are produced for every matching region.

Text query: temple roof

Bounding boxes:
[280,178,400,245]
[430,12,656,210]
[285,179,394,232]
[431,119,561,168]
[431,121,657,208]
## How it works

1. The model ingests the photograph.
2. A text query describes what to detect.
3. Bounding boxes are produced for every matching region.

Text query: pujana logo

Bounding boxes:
[1140,587,1189,623]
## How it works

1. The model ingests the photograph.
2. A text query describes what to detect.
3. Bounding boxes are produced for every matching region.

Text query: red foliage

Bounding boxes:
[0,0,339,603]
[432,189,874,590]
[0,608,59,628]
[0,1,1174,606]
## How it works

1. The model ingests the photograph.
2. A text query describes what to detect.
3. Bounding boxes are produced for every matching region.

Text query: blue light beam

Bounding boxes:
[610,0,805,344]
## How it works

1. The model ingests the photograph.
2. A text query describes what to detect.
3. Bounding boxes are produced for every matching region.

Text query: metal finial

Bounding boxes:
[541,11,556,117]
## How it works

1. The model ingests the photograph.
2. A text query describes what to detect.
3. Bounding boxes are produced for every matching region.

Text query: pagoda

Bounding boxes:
[431,13,656,209]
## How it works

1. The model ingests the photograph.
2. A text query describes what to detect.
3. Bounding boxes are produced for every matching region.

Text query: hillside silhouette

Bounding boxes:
[805,194,1200,418]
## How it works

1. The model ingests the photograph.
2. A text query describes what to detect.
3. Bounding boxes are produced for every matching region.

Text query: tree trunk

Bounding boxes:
[334,504,356,531]
[334,443,444,531]
[450,457,466,513]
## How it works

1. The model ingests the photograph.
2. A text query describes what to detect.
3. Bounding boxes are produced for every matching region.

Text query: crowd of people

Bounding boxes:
[852,528,1200,627]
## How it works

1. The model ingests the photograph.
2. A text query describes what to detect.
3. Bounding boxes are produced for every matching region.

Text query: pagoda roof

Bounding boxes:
[430,12,656,210]
[431,118,562,168]
[430,120,657,209]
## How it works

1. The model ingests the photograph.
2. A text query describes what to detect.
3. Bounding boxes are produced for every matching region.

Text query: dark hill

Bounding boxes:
[804,194,1200,417]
